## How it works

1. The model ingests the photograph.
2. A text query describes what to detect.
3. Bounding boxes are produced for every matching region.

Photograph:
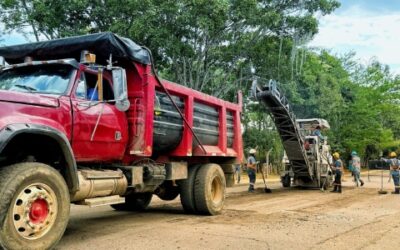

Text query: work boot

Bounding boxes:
[392,188,400,194]
[360,180,364,187]
[330,186,337,193]
[338,185,342,193]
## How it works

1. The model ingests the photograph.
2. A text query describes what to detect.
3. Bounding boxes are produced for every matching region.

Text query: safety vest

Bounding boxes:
[335,159,343,170]
[390,159,399,170]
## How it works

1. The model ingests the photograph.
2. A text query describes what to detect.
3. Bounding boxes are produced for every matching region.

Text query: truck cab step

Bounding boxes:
[76,195,125,208]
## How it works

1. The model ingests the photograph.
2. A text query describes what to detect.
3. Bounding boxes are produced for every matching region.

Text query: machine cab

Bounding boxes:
[297,118,332,165]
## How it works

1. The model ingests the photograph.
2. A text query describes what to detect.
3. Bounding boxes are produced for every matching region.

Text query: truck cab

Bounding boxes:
[0,57,129,163]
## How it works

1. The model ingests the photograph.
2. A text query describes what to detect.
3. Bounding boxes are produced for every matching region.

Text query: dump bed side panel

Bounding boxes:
[126,64,243,163]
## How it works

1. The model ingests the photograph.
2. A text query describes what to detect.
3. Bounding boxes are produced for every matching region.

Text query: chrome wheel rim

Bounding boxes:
[12,183,58,240]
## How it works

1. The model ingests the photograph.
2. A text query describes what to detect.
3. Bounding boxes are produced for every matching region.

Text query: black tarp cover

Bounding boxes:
[0,32,150,65]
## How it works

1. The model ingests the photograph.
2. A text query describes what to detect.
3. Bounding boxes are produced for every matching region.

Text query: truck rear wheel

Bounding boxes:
[177,165,201,213]
[194,164,226,215]
[111,193,152,211]
[0,163,70,250]
[155,181,180,201]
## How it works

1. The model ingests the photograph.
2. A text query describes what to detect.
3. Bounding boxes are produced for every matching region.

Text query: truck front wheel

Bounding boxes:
[194,164,226,215]
[0,163,70,250]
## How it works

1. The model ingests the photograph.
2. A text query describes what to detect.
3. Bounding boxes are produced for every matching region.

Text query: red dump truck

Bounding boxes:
[0,32,243,249]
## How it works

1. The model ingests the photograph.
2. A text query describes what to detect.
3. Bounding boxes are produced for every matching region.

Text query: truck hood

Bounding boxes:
[0,90,60,108]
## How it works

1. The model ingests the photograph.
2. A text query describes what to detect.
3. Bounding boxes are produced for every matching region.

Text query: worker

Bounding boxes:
[247,149,257,192]
[382,152,400,194]
[351,151,364,187]
[234,163,241,184]
[312,125,325,142]
[331,152,343,193]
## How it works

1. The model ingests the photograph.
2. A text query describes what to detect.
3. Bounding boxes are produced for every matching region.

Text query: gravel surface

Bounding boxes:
[56,171,400,250]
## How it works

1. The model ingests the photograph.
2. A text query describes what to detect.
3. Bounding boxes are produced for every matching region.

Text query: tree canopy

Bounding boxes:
[0,0,339,95]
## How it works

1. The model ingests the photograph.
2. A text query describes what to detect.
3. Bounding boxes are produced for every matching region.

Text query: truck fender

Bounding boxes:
[0,123,79,193]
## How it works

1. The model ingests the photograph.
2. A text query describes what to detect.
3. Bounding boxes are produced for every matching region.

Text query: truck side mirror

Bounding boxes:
[0,56,5,69]
[112,68,130,111]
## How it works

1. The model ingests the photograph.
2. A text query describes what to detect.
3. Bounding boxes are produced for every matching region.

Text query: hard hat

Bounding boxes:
[351,151,357,156]
[390,152,397,158]
[332,152,340,159]
[249,148,256,154]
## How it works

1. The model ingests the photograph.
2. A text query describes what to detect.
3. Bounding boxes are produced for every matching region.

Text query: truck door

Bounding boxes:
[71,70,128,161]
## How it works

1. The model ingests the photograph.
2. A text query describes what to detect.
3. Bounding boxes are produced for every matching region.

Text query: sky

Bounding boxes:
[310,0,400,74]
[1,1,400,74]
[0,24,31,45]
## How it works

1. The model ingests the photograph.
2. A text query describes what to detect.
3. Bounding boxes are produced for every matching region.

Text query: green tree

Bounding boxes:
[0,0,340,99]
[340,58,400,157]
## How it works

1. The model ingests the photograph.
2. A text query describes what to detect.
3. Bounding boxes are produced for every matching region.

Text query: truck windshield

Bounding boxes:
[0,64,73,95]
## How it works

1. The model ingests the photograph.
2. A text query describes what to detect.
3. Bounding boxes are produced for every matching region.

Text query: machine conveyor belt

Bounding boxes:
[252,80,314,182]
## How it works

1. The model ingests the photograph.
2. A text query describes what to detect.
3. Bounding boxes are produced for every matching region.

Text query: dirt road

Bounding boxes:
[57,172,399,250]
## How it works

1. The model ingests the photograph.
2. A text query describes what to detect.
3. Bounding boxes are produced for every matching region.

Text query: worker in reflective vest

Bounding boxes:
[331,152,343,193]
[383,152,400,194]
[351,151,364,187]
[247,149,257,192]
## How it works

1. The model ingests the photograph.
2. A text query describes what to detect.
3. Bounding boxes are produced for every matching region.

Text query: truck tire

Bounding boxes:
[282,174,291,188]
[155,181,180,201]
[193,164,226,215]
[177,165,201,214]
[0,163,70,250]
[111,193,152,211]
